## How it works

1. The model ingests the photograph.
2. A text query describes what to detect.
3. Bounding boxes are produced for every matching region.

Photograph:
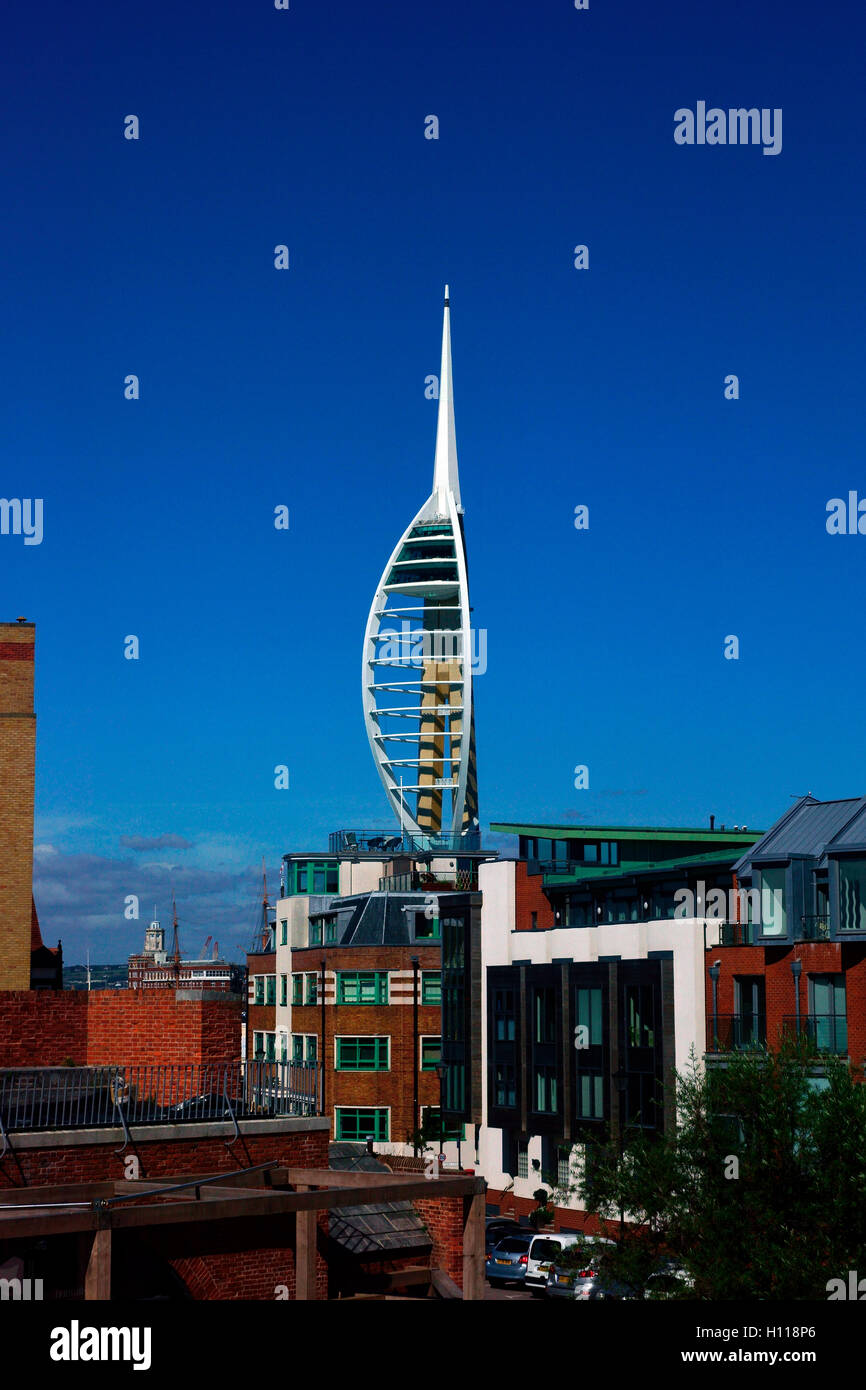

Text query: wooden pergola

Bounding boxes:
[0,1162,486,1300]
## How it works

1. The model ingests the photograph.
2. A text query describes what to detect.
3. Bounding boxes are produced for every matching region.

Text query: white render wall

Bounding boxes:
[475,859,709,1208]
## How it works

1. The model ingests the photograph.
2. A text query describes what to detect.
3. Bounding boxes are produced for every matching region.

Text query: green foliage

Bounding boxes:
[570,1039,866,1300]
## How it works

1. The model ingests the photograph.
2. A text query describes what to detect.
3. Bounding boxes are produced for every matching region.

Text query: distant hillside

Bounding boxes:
[63,964,128,991]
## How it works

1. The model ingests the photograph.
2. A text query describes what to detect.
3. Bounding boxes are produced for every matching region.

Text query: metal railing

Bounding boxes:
[378,869,478,893]
[781,1015,848,1055]
[718,920,755,946]
[329,828,481,854]
[797,915,831,941]
[706,1014,767,1051]
[0,1061,320,1133]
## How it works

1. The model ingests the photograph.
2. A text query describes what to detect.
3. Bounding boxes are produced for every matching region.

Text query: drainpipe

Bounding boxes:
[791,957,802,1036]
[320,956,327,1117]
[411,955,420,1153]
[709,960,721,1050]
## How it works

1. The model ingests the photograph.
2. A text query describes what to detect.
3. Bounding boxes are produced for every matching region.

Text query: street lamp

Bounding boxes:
[434,1061,447,1167]
[709,960,721,1049]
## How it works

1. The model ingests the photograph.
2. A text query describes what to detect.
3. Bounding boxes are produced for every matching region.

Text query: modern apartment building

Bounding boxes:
[705,794,866,1070]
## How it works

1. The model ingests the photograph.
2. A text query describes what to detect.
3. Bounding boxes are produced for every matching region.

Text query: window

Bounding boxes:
[808,975,847,1053]
[421,1107,465,1142]
[305,1035,317,1062]
[600,841,619,866]
[279,920,288,946]
[280,974,287,1007]
[839,860,866,932]
[557,1145,572,1187]
[253,1031,264,1058]
[534,1067,559,1113]
[415,911,441,939]
[265,1033,276,1062]
[421,1037,441,1070]
[291,974,303,1006]
[517,1139,529,1179]
[335,1107,389,1142]
[760,867,787,937]
[336,1037,390,1070]
[337,971,389,1005]
[421,971,441,1005]
[325,917,338,944]
[583,843,598,863]
[493,988,516,1041]
[253,977,264,1005]
[577,1072,604,1119]
[494,1062,516,1107]
[265,975,276,1006]
[292,1035,304,1062]
[309,920,322,947]
[290,861,340,895]
[280,1034,287,1063]
[534,987,556,1044]
[305,973,318,1005]
[575,986,603,1047]
[626,984,655,1050]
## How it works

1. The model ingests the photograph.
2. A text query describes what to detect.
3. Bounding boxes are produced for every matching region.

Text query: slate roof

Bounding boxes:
[327,1144,432,1256]
[328,892,436,947]
[733,796,866,874]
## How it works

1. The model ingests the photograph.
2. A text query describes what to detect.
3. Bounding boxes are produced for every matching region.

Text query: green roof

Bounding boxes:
[491,822,761,844]
[541,847,745,887]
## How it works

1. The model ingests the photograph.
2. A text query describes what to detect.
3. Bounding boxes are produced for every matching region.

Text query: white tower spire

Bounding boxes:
[432,285,462,514]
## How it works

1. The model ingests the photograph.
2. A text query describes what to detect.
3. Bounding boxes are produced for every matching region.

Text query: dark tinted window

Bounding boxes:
[497,1238,531,1253]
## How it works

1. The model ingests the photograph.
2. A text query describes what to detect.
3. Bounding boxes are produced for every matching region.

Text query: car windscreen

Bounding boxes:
[530,1240,560,1260]
[495,1239,529,1253]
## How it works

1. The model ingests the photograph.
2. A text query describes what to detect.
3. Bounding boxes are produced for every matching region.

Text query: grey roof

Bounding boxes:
[327,1144,431,1256]
[332,891,437,947]
[733,796,866,874]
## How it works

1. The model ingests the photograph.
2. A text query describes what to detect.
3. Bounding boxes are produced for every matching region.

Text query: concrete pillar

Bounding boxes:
[462,1190,485,1300]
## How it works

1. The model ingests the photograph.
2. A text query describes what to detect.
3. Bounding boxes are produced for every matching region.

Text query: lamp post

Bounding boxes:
[435,1061,447,1169]
[709,960,721,1049]
[791,958,802,1036]
[410,955,420,1155]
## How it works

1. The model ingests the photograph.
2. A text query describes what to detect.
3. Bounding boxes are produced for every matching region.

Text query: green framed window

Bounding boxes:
[305,972,318,1005]
[253,977,264,1005]
[415,912,440,940]
[421,1107,465,1142]
[265,975,276,1006]
[420,1037,441,1070]
[336,971,389,1005]
[335,1107,389,1142]
[253,1031,264,1059]
[305,1035,317,1062]
[291,974,303,1006]
[265,1033,276,1062]
[280,974,287,1007]
[309,920,322,947]
[325,918,338,944]
[421,971,441,1005]
[336,1036,389,1070]
[289,860,340,895]
[292,1035,304,1062]
[575,986,602,1047]
[279,920,288,946]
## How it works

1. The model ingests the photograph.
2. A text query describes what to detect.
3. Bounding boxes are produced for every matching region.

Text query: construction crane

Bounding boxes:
[200,935,212,959]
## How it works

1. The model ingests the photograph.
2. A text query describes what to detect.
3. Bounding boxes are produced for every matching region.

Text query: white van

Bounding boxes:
[524,1233,583,1292]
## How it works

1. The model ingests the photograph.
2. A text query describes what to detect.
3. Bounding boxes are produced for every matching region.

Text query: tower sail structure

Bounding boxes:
[362,288,479,847]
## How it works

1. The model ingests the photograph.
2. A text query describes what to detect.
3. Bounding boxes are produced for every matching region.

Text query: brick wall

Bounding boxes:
[707,940,866,1069]
[514,862,555,931]
[0,989,242,1068]
[0,1124,330,1300]
[291,944,441,1143]
[414,1193,465,1286]
[0,622,36,990]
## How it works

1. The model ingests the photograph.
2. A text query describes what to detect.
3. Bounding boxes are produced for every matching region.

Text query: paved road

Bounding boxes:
[484,1280,544,1301]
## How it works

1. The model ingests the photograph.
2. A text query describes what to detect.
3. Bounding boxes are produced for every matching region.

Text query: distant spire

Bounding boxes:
[432,284,462,513]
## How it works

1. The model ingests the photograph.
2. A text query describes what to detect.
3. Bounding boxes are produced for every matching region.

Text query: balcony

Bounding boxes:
[796,915,831,942]
[718,920,754,946]
[781,1015,848,1055]
[378,868,478,893]
[330,828,482,855]
[706,1014,767,1051]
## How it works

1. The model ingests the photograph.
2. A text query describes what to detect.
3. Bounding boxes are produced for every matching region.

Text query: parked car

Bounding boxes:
[485,1234,534,1286]
[524,1233,583,1294]
[485,1218,524,1260]
[544,1237,618,1299]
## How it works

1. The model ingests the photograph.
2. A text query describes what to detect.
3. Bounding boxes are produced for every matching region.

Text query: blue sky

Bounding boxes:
[4,0,865,962]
